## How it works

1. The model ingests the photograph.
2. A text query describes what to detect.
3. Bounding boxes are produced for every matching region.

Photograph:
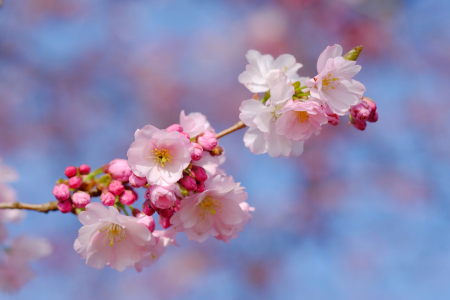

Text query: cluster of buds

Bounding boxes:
[52,164,93,213]
[349,97,379,130]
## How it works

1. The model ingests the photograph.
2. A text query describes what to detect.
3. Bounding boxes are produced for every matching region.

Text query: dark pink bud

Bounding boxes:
[57,200,72,213]
[368,110,378,123]
[53,184,70,201]
[64,166,77,178]
[198,131,217,150]
[137,214,156,232]
[324,105,340,126]
[159,208,174,219]
[109,180,124,196]
[191,143,203,161]
[196,181,205,193]
[79,164,91,175]
[362,97,377,112]
[180,132,190,139]
[166,124,183,132]
[144,188,151,201]
[72,191,91,208]
[191,165,207,182]
[132,208,141,217]
[180,174,197,192]
[350,103,371,121]
[159,216,172,229]
[68,176,82,189]
[351,119,367,131]
[173,199,181,213]
[100,191,115,206]
[142,200,155,216]
[129,174,147,188]
[120,187,137,205]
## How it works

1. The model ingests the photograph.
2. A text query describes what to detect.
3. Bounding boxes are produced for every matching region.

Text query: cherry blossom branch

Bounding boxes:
[0,201,59,213]
[216,121,246,139]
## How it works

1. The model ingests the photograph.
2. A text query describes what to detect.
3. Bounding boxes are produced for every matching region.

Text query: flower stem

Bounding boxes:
[85,167,104,180]
[216,121,246,139]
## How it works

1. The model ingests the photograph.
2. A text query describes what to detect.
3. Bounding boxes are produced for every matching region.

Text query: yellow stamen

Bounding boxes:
[198,196,222,220]
[149,148,172,167]
[322,73,340,90]
[100,223,127,246]
[297,111,310,123]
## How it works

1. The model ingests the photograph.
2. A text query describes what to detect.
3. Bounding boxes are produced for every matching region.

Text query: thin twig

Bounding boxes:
[0,201,59,213]
[216,121,246,139]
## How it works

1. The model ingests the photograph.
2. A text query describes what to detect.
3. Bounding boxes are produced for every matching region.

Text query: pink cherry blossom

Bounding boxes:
[74,203,155,272]
[109,180,124,196]
[276,100,328,141]
[72,191,91,208]
[191,142,203,161]
[238,49,304,93]
[107,159,133,182]
[214,202,255,244]
[305,44,366,115]
[68,176,82,189]
[134,228,178,272]
[149,185,176,210]
[179,111,215,137]
[171,175,248,243]
[197,131,217,151]
[192,151,226,177]
[166,124,183,133]
[127,125,193,186]
[129,174,147,188]
[100,191,115,206]
[52,183,70,201]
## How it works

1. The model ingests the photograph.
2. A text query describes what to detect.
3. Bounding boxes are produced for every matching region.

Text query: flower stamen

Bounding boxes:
[149,149,172,167]
[297,111,310,123]
[198,196,222,220]
[99,223,127,246]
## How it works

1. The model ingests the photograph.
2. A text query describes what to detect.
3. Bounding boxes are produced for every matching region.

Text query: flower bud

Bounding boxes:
[180,132,190,139]
[173,199,181,213]
[72,191,91,208]
[119,188,137,205]
[106,159,133,182]
[159,208,174,219]
[180,174,196,192]
[132,208,141,217]
[351,119,367,131]
[52,184,70,201]
[350,103,371,122]
[196,181,205,193]
[191,165,207,182]
[150,185,176,210]
[343,45,363,61]
[198,131,217,150]
[79,164,91,175]
[137,214,156,232]
[68,176,82,189]
[191,143,203,161]
[129,174,147,188]
[57,200,72,214]
[362,97,378,123]
[64,166,77,178]
[166,124,183,133]
[324,105,339,126]
[210,145,224,156]
[368,110,378,123]
[159,216,172,229]
[100,191,115,206]
[109,180,124,196]
[142,200,155,216]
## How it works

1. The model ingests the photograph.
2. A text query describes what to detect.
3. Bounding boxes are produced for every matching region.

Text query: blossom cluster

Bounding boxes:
[239,44,378,157]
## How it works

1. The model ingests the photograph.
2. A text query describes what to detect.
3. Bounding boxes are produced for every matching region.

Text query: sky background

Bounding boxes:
[1,0,450,299]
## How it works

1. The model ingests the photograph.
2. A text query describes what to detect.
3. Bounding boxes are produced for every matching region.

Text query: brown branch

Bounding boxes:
[216,121,246,139]
[0,201,59,213]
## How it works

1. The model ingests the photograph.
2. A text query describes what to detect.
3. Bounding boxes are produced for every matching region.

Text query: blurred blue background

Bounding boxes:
[1,0,450,299]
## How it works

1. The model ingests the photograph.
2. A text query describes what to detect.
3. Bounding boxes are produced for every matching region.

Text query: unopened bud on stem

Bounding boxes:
[343,45,363,61]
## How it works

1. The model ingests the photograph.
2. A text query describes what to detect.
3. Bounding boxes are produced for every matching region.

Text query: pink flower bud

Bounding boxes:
[64,166,77,178]
[180,174,197,192]
[362,97,377,112]
[196,181,205,193]
[72,191,91,208]
[159,216,172,229]
[79,164,91,175]
[166,124,183,132]
[68,176,82,189]
[173,199,181,213]
[132,208,141,217]
[101,191,116,206]
[198,131,217,150]
[191,165,207,183]
[109,180,124,196]
[106,159,133,182]
[368,110,378,123]
[144,188,151,201]
[58,200,72,213]
[119,188,137,205]
[351,119,367,131]
[324,105,340,126]
[180,132,190,139]
[191,142,203,161]
[150,185,176,210]
[142,200,155,216]
[159,208,174,219]
[350,103,371,121]
[137,214,155,232]
[53,184,70,201]
[129,174,147,188]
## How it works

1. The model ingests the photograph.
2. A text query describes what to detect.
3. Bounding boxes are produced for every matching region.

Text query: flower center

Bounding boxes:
[150,148,172,167]
[100,223,127,246]
[199,196,222,219]
[322,73,340,90]
[297,111,310,123]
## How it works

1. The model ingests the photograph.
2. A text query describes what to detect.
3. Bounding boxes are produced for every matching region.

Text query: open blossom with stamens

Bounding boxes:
[276,99,328,141]
[134,228,178,272]
[171,175,250,243]
[127,125,193,186]
[74,203,155,272]
[305,44,366,115]
[238,50,304,93]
